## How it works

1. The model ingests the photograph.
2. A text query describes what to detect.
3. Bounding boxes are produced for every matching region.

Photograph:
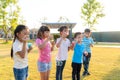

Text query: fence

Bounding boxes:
[92,31,120,42]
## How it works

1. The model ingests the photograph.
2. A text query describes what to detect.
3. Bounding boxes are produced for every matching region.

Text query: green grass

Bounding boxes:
[0,42,120,80]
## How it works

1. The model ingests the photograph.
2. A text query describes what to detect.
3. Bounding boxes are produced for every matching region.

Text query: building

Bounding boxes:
[42,22,76,41]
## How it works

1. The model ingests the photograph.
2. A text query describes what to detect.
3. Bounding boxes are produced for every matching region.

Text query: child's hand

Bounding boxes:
[72,41,76,46]
[71,41,76,50]
[51,40,55,46]
[90,44,93,47]
[22,35,29,42]
[52,41,55,45]
[84,51,88,56]
[48,35,53,40]
[51,40,55,51]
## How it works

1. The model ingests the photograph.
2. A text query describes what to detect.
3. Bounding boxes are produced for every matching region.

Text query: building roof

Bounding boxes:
[42,22,76,29]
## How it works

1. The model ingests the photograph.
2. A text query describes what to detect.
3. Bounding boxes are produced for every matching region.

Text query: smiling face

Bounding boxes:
[60,28,69,38]
[84,32,91,38]
[75,34,82,42]
[43,31,50,38]
[17,28,29,42]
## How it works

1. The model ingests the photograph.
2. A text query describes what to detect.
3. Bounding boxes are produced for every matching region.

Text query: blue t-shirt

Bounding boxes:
[72,43,85,63]
[82,37,94,53]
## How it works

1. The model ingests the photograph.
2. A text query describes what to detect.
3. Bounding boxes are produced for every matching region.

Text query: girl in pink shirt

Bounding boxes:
[36,26,54,80]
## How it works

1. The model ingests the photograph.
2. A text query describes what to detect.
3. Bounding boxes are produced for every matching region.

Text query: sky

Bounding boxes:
[18,0,120,32]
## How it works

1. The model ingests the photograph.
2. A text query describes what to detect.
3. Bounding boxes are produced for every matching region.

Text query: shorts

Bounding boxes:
[13,66,28,80]
[37,61,51,72]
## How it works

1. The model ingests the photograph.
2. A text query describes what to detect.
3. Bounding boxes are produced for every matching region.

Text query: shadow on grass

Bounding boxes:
[102,68,120,80]
[81,75,91,80]
[102,57,120,80]
[81,76,85,80]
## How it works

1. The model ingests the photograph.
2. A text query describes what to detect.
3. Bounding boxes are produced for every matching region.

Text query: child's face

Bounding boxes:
[43,31,50,38]
[17,29,29,41]
[84,32,91,38]
[61,29,69,38]
[75,34,82,42]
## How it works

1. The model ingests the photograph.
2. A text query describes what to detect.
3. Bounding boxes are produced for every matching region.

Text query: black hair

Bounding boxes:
[58,26,68,32]
[37,26,50,39]
[74,32,81,38]
[11,25,27,58]
[84,28,91,33]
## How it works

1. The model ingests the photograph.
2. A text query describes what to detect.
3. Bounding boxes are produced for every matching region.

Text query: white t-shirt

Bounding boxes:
[56,38,71,61]
[13,39,28,69]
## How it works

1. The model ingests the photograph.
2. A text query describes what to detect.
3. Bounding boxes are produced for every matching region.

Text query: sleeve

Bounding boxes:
[13,43,22,54]
[91,38,94,44]
[36,38,42,46]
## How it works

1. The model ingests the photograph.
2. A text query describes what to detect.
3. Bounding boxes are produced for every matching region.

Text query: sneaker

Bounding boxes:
[87,72,90,75]
[82,72,87,76]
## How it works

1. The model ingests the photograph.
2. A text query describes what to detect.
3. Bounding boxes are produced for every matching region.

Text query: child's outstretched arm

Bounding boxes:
[90,44,93,47]
[70,41,74,50]
[70,40,77,50]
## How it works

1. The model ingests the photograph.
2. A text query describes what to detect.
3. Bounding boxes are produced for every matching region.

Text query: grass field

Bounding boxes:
[0,41,120,80]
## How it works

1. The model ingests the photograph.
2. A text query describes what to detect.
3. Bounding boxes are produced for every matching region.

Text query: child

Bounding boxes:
[71,32,87,80]
[36,26,54,80]
[10,25,32,80]
[82,28,94,76]
[56,26,71,80]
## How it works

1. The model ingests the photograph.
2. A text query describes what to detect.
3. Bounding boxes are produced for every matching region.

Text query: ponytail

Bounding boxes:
[10,37,16,58]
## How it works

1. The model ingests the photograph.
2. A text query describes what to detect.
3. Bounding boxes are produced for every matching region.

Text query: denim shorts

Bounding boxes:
[37,61,51,72]
[13,66,28,80]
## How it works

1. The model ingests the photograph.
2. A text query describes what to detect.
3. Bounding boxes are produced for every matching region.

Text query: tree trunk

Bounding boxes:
[5,33,8,43]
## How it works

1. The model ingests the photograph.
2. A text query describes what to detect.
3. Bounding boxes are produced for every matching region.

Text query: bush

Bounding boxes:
[53,34,60,41]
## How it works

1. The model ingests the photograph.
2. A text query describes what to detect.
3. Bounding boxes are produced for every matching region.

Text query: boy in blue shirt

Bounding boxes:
[82,29,94,76]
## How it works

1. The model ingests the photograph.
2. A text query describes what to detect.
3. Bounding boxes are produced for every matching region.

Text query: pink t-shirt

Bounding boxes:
[36,38,51,63]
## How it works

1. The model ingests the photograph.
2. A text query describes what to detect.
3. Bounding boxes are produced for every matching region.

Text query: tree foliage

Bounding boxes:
[81,0,105,30]
[0,0,24,42]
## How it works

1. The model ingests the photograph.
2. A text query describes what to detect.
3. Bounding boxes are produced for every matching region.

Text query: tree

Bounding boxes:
[0,0,22,42]
[81,0,105,30]
[8,3,21,35]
